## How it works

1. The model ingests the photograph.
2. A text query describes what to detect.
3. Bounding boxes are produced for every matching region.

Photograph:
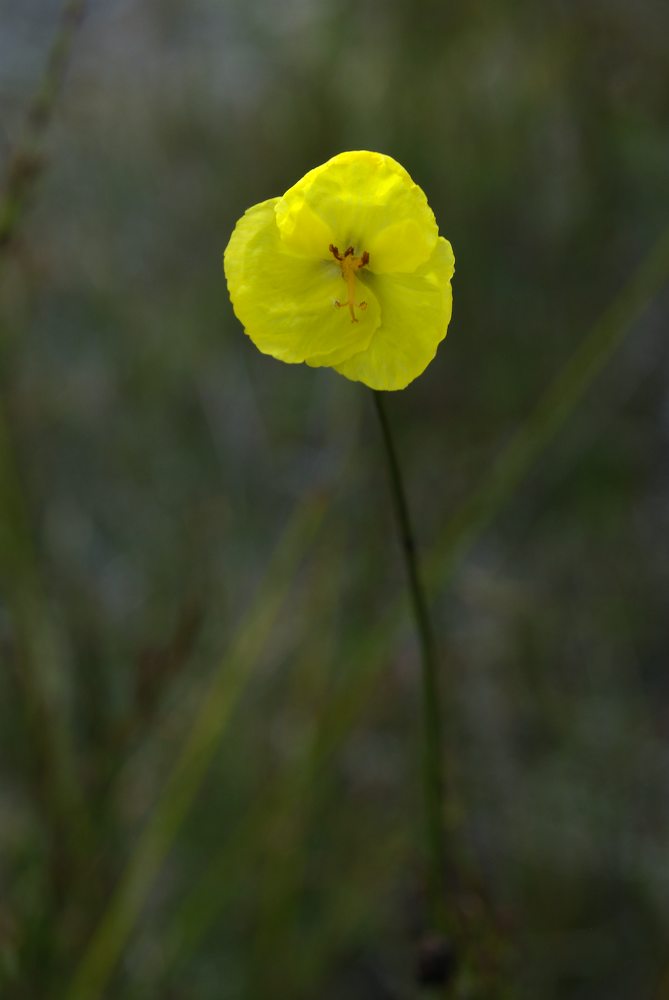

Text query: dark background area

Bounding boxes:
[1,1,669,997]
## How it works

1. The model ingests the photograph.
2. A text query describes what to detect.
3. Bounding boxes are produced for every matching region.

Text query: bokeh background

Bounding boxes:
[2,1,669,997]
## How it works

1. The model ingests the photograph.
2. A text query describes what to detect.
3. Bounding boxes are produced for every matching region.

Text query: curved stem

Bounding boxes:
[371,390,448,934]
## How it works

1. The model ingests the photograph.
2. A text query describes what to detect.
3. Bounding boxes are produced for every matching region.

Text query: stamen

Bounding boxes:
[329,244,370,323]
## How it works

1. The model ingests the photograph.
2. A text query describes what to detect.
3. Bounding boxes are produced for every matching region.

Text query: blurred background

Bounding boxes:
[1,1,669,997]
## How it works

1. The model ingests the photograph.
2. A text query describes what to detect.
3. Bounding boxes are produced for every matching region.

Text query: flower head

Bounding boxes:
[223,151,454,391]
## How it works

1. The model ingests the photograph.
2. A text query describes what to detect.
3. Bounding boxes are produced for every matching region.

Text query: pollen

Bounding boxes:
[329,244,370,323]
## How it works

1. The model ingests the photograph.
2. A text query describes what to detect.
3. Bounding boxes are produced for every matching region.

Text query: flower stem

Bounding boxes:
[371,390,448,935]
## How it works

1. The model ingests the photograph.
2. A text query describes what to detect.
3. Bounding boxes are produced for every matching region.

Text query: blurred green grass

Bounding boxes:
[2,1,669,998]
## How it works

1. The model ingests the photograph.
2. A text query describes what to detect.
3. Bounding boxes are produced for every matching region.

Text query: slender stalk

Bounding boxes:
[0,0,91,928]
[371,390,448,934]
[66,498,325,1000]
[0,0,88,255]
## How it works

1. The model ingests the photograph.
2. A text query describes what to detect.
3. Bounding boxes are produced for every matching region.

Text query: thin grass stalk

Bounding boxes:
[0,0,91,906]
[0,0,88,256]
[66,496,326,1000]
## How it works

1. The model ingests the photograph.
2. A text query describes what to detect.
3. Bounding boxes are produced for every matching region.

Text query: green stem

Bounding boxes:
[371,390,448,934]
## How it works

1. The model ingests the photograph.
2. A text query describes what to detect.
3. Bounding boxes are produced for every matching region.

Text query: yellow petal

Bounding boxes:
[223,199,381,367]
[334,237,455,391]
[275,151,438,274]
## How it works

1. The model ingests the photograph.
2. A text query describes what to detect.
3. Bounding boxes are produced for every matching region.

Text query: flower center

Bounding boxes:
[329,244,370,323]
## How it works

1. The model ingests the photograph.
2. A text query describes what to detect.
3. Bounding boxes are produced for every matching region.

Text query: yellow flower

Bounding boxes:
[223,151,454,391]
